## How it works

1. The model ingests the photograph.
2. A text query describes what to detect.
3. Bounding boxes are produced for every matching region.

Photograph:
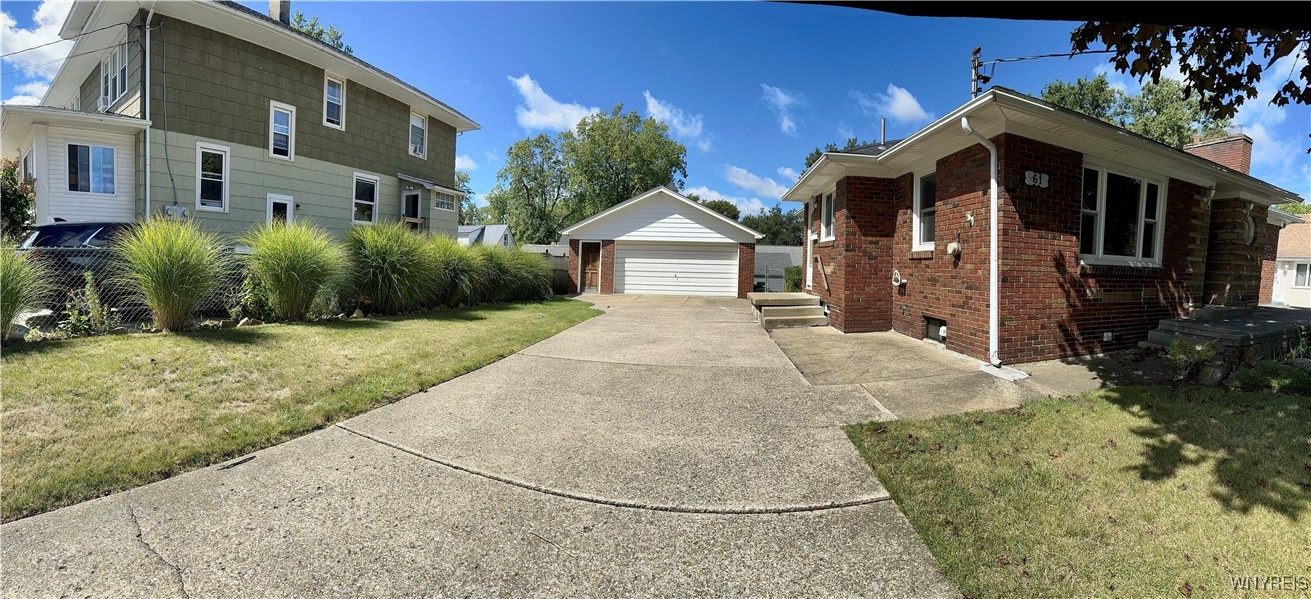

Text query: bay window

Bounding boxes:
[1079,165,1165,265]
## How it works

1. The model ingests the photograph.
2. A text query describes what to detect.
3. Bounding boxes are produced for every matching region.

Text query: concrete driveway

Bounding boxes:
[1,295,955,598]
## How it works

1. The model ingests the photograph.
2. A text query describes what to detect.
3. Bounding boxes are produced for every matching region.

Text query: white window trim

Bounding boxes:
[323,73,345,130]
[1079,162,1167,268]
[100,38,128,109]
[267,193,294,226]
[195,142,231,213]
[434,190,456,212]
[912,171,937,252]
[65,141,117,195]
[409,111,427,159]
[1294,262,1311,289]
[352,171,380,225]
[402,189,423,217]
[268,100,296,161]
[819,191,835,242]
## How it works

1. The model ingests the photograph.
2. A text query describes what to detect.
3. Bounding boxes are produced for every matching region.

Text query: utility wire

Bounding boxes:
[981,49,1117,66]
[0,38,135,77]
[0,21,130,59]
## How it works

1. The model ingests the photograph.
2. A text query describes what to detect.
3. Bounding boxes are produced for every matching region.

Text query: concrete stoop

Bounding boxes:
[1141,306,1311,360]
[747,292,829,331]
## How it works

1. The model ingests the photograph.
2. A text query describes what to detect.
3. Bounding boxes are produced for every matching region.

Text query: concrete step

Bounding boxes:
[747,292,820,307]
[761,305,825,318]
[1147,329,1220,349]
[762,315,829,330]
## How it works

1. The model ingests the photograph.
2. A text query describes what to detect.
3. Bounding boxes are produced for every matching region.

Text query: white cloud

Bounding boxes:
[2,0,74,105]
[777,167,800,182]
[761,84,803,135]
[725,165,789,199]
[455,154,478,171]
[643,90,712,152]
[850,84,933,123]
[684,185,766,216]
[508,74,598,132]
[836,121,855,140]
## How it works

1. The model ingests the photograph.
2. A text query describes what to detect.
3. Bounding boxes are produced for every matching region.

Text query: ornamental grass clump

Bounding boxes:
[473,245,551,303]
[113,218,229,331]
[0,237,49,340]
[346,223,439,314]
[240,222,347,321]
[428,235,480,306]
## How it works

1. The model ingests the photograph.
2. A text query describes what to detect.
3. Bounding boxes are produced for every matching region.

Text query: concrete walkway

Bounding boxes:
[2,295,956,598]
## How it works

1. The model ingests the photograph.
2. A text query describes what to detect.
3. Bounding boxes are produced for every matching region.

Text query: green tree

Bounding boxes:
[455,170,493,226]
[741,204,803,246]
[1,157,34,238]
[564,104,688,216]
[803,137,871,172]
[484,134,573,245]
[290,11,352,54]
[699,199,740,221]
[1278,201,1311,215]
[1040,74,1121,121]
[1041,77,1230,148]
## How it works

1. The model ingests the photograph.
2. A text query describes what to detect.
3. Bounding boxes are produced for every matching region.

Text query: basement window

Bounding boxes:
[1079,165,1165,266]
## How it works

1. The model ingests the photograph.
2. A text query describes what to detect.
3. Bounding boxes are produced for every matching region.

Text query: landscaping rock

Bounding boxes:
[9,324,30,339]
[109,327,130,335]
[351,309,365,319]
[1197,361,1231,387]
[218,319,237,329]
[237,317,263,327]
[145,328,162,334]
[336,313,348,320]
[1290,358,1311,373]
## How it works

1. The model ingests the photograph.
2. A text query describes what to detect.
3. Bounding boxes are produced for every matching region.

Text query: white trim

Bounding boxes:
[1078,161,1166,266]
[323,72,345,130]
[409,111,427,159]
[268,100,296,161]
[266,193,294,226]
[560,186,764,239]
[912,171,937,252]
[99,36,128,109]
[1292,262,1311,289]
[64,140,117,195]
[351,171,380,225]
[433,190,456,212]
[819,190,835,242]
[195,142,231,213]
[401,189,422,219]
[805,199,815,289]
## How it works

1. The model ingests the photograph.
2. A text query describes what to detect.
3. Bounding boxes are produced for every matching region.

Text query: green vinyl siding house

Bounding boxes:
[1,0,478,240]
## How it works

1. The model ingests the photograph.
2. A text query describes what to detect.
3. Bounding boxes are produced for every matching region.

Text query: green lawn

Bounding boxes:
[847,386,1311,598]
[1,299,599,521]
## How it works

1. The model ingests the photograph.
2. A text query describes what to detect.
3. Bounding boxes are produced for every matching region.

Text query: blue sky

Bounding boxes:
[4,1,1308,212]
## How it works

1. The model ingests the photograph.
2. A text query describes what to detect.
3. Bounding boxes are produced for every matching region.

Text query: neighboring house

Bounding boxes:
[560,187,764,298]
[755,245,802,292]
[457,224,515,248]
[520,244,569,258]
[783,87,1303,365]
[1,0,477,240]
[1264,218,1311,307]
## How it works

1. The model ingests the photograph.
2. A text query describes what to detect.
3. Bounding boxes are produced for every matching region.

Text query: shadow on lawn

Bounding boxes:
[1105,386,1311,521]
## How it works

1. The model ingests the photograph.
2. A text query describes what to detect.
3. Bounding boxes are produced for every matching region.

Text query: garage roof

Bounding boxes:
[561,186,764,241]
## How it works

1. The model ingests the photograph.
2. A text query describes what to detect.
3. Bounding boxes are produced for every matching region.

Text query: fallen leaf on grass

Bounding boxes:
[1179,581,1192,597]
[873,426,887,434]
[1184,554,1193,564]
[1104,438,1117,448]
[1049,451,1062,458]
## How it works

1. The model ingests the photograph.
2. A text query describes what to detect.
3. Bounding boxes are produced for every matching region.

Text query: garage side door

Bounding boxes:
[613,241,738,296]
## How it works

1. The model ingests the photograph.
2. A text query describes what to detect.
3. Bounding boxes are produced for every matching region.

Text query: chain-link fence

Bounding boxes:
[15,248,246,333]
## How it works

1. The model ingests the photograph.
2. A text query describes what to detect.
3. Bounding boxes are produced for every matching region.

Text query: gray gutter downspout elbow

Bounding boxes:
[961,116,1001,367]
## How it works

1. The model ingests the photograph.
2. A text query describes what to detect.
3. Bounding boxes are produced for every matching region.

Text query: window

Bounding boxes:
[820,192,835,241]
[269,101,296,160]
[66,144,115,194]
[21,148,34,180]
[267,193,293,226]
[914,173,938,251]
[195,143,229,211]
[100,42,127,108]
[409,112,426,158]
[323,74,344,129]
[1296,264,1310,288]
[1079,165,1165,264]
[434,191,456,212]
[353,172,379,224]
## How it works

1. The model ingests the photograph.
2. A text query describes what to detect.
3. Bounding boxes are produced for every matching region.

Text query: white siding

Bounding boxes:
[614,241,738,296]
[569,191,757,243]
[44,126,136,223]
[1273,260,1311,308]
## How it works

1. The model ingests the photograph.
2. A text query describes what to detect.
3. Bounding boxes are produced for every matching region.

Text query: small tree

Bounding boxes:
[291,11,352,54]
[1,157,34,238]
[699,199,740,221]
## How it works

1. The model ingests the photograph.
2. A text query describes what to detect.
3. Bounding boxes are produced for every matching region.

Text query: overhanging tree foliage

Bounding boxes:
[291,11,352,54]
[803,137,873,172]
[1040,75,1230,148]
[694,197,741,221]
[741,205,803,246]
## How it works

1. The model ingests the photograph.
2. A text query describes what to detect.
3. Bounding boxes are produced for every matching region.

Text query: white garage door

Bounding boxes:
[614,241,739,296]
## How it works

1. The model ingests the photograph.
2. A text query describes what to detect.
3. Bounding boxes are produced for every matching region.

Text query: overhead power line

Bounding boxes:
[0,38,134,78]
[1,21,130,59]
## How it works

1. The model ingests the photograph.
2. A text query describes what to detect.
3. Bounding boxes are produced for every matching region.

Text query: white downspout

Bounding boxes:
[143,8,155,221]
[961,116,1001,366]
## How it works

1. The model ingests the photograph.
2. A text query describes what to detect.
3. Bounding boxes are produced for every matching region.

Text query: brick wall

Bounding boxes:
[737,243,756,299]
[1184,135,1253,174]
[1204,198,1270,306]
[600,240,615,294]
[567,239,581,294]
[1259,223,1281,304]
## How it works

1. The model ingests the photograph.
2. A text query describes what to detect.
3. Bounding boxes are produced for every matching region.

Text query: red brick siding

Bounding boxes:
[1260,223,1281,304]
[600,240,615,294]
[1184,136,1253,174]
[806,197,845,325]
[567,239,581,294]
[1204,199,1269,306]
[737,243,755,298]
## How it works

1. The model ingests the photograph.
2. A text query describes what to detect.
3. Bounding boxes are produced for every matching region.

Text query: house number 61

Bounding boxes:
[1024,171,1050,188]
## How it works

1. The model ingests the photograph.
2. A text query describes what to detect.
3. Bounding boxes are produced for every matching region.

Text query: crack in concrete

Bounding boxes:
[335,423,892,515]
[125,494,190,598]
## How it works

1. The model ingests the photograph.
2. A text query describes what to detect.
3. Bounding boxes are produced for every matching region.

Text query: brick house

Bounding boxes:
[782,87,1304,366]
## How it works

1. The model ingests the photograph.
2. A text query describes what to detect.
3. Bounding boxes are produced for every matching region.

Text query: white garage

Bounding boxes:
[561,187,764,298]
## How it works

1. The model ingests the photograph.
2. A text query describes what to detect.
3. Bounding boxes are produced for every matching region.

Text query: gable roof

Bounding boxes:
[457,224,512,246]
[559,186,764,239]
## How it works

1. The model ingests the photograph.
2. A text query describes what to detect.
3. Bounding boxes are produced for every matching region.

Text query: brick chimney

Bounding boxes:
[269,0,291,26]
[1184,126,1253,174]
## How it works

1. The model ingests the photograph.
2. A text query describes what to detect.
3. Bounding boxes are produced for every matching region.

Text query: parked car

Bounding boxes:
[18,222,133,310]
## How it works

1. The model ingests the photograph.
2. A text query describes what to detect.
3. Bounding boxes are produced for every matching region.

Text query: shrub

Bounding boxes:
[474,245,551,303]
[345,223,438,315]
[784,266,802,292]
[429,235,479,306]
[240,222,347,321]
[113,218,229,331]
[0,238,48,339]
[57,272,120,336]
[1166,338,1218,381]
[1233,359,1311,395]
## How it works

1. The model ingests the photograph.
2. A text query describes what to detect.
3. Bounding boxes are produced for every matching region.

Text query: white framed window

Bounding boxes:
[913,172,937,251]
[267,193,294,226]
[820,191,835,241]
[195,142,230,211]
[100,41,127,108]
[434,191,456,212]
[66,96,80,111]
[409,112,427,159]
[352,172,379,224]
[1295,263,1310,288]
[269,100,296,160]
[21,146,35,180]
[66,144,115,194]
[1079,164,1166,265]
[323,73,345,129]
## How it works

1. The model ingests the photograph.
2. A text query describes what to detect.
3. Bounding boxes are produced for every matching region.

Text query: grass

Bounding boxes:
[846,386,1311,598]
[0,238,49,339]
[0,299,599,521]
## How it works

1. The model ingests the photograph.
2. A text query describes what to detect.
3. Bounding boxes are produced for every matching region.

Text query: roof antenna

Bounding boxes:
[880,118,886,144]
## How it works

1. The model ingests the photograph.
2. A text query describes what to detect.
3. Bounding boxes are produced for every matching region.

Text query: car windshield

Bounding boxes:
[22,224,107,248]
